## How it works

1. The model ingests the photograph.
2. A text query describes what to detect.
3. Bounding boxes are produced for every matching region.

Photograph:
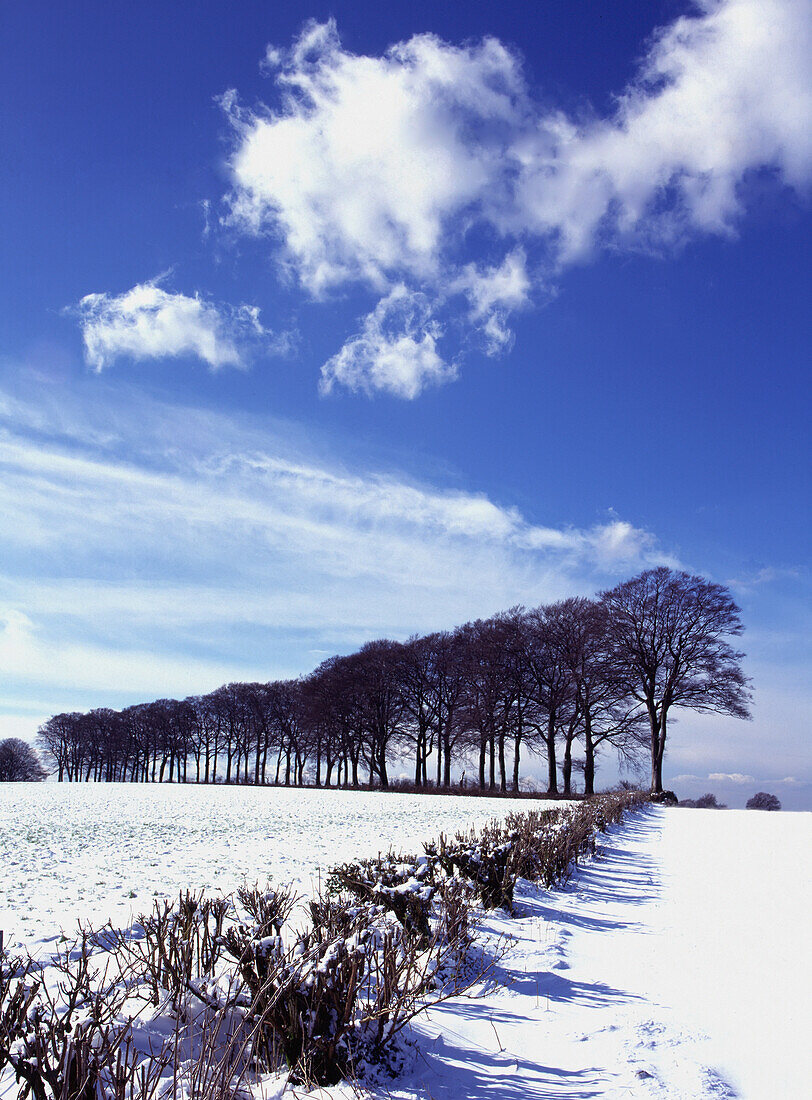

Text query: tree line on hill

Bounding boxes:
[36,567,751,795]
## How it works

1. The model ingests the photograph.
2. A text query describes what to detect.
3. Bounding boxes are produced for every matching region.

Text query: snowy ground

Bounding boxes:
[373,805,811,1100]
[0,782,538,951]
[3,790,809,1098]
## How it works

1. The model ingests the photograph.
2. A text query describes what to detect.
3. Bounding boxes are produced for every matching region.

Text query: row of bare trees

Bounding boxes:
[37,569,751,794]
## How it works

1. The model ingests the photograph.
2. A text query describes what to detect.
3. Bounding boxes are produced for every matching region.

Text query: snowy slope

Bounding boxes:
[380,806,811,1100]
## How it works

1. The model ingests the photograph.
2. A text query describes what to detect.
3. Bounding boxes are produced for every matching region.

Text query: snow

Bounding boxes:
[2,788,808,1098]
[0,782,540,950]
[389,805,812,1100]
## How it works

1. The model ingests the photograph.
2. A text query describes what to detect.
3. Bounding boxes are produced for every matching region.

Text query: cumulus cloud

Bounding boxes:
[320,285,455,398]
[708,772,756,784]
[516,0,812,257]
[73,276,285,371]
[224,21,521,294]
[222,0,812,394]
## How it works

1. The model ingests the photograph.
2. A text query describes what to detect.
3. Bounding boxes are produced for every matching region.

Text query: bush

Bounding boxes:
[679,792,727,809]
[1,930,170,1100]
[746,791,781,811]
[424,790,646,910]
[649,790,678,805]
[326,855,434,945]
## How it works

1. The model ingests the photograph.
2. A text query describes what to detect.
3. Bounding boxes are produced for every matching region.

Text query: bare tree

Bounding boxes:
[354,640,407,788]
[398,631,470,788]
[550,597,646,795]
[398,634,440,786]
[601,568,751,795]
[302,654,367,787]
[0,738,47,781]
[523,603,577,795]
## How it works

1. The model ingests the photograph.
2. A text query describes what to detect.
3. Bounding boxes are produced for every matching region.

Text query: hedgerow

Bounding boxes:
[0,790,645,1096]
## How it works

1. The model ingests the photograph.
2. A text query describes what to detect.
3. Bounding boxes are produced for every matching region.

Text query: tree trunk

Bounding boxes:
[583,713,595,796]
[561,740,572,796]
[443,729,452,788]
[648,702,663,793]
[546,713,558,794]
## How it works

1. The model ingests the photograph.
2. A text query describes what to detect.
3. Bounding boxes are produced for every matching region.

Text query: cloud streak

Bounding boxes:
[222,0,812,395]
[0,382,671,707]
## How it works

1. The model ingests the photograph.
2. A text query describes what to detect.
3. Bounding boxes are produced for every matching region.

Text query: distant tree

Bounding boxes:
[695,792,727,809]
[547,597,647,796]
[354,640,407,788]
[601,568,751,795]
[746,791,781,811]
[0,738,47,781]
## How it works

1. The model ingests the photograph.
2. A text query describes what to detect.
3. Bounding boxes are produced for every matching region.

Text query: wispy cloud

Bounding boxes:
[0,609,257,700]
[726,566,802,592]
[222,0,812,395]
[0,381,671,708]
[71,275,287,371]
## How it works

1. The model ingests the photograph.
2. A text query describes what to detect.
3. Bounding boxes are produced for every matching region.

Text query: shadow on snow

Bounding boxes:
[405,808,664,1100]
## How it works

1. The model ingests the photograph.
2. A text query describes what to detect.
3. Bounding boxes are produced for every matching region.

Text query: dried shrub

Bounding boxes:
[426,830,519,911]
[235,884,298,937]
[326,856,434,945]
[1,931,171,1100]
[111,890,231,1011]
[422,790,647,908]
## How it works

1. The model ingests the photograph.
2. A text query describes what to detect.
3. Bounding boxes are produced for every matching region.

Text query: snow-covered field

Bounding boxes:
[0,782,537,951]
[3,788,809,1098]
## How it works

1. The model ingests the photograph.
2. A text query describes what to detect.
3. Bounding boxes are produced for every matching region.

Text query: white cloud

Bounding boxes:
[726,565,801,592]
[73,276,283,371]
[0,608,260,700]
[516,0,812,258]
[453,250,531,355]
[222,1,812,393]
[708,772,756,784]
[224,21,521,295]
[320,285,455,398]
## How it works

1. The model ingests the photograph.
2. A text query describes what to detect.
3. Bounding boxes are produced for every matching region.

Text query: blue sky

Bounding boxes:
[1,0,810,806]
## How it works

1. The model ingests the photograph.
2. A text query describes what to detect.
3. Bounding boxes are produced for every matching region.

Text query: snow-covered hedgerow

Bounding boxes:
[0,790,644,1097]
